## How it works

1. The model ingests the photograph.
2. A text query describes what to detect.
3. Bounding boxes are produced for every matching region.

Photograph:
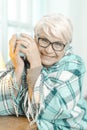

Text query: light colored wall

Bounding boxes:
[69,0,87,97]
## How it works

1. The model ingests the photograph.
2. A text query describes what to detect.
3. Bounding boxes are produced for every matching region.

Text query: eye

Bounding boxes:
[53,42,63,46]
[53,42,65,51]
[42,38,49,43]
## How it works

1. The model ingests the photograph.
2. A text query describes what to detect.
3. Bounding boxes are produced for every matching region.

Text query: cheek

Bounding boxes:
[56,50,65,56]
[38,46,44,53]
[56,51,65,59]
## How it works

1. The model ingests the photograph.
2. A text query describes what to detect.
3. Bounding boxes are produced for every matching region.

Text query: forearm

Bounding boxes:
[27,65,43,100]
[13,73,21,96]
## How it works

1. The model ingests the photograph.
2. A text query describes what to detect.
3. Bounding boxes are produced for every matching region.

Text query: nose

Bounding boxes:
[45,44,54,53]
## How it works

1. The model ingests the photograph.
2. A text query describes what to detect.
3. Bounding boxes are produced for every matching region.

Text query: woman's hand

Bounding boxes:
[16,33,42,69]
[9,34,24,83]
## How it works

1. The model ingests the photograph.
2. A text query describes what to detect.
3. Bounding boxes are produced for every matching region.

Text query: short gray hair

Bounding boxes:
[34,13,73,44]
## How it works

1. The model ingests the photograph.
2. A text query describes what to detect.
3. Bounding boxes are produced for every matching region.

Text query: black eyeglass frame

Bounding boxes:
[38,37,66,51]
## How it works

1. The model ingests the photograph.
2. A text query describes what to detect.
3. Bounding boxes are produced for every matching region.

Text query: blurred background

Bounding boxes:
[0,0,87,96]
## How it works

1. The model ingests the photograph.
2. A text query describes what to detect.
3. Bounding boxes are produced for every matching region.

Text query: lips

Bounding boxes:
[40,52,56,58]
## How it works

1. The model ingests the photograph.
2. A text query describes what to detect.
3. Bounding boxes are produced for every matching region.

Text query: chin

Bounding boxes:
[42,59,57,67]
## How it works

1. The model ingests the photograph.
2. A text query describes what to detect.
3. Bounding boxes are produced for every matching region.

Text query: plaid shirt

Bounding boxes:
[0,52,87,130]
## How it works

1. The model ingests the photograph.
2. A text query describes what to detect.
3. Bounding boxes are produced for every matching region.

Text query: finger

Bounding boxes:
[15,41,29,57]
[21,33,34,41]
[9,34,17,52]
[16,40,29,48]
[16,37,31,45]
[17,45,28,58]
[14,43,22,57]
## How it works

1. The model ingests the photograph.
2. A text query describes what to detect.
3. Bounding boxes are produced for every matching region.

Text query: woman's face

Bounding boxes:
[37,33,66,67]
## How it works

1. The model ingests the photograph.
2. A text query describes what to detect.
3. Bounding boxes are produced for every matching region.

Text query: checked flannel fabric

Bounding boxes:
[28,53,87,130]
[0,53,87,130]
[0,67,19,116]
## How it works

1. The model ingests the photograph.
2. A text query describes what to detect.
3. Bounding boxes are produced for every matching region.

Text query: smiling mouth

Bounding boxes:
[40,53,56,58]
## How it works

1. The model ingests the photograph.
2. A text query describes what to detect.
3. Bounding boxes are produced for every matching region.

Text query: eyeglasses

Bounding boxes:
[38,37,66,51]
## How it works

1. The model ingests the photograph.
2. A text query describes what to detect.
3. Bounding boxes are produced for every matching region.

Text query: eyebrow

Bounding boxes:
[40,37,64,43]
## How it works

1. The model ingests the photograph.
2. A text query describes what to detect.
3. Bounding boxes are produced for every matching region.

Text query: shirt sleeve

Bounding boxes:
[0,67,20,116]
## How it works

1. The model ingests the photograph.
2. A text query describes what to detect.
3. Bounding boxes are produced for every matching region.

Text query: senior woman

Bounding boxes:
[0,13,87,130]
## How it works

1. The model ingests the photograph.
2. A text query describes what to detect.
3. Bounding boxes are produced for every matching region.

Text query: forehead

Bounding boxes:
[38,30,65,43]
